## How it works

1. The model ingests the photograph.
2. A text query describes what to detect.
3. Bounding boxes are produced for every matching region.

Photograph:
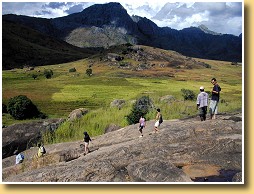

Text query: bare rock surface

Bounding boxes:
[2,118,65,159]
[2,113,242,182]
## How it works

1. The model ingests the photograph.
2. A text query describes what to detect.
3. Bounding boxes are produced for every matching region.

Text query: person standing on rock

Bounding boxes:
[83,131,92,154]
[138,115,146,137]
[196,86,209,121]
[209,78,221,119]
[154,108,162,133]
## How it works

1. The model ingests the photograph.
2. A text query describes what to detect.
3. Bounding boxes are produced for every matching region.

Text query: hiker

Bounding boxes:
[138,115,146,137]
[209,78,221,119]
[83,131,92,154]
[37,143,46,158]
[14,150,24,164]
[196,86,209,121]
[154,108,162,133]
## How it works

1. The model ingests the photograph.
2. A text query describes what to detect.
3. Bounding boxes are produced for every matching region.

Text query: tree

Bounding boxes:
[2,103,8,113]
[127,96,153,125]
[32,74,38,80]
[86,68,92,77]
[181,89,195,101]
[44,69,53,79]
[7,95,45,120]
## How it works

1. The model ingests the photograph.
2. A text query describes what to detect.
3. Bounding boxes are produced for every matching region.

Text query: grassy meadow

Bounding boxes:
[2,54,242,144]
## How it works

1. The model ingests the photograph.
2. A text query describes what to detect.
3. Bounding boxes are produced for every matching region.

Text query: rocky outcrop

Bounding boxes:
[110,99,126,109]
[67,108,89,121]
[2,113,242,182]
[2,118,65,159]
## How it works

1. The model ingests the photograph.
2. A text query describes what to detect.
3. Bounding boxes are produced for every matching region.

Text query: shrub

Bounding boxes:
[181,89,195,101]
[69,68,76,72]
[32,74,38,80]
[2,104,8,113]
[202,62,212,68]
[126,96,153,125]
[44,69,53,79]
[7,95,44,120]
[86,68,92,76]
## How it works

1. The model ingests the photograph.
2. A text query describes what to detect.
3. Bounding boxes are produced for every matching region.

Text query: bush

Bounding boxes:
[44,69,53,79]
[7,95,45,120]
[69,68,76,72]
[181,89,195,101]
[32,74,38,80]
[86,68,92,76]
[127,96,153,125]
[2,104,8,113]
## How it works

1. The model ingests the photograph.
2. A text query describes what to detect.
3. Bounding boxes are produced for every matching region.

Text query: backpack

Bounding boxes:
[20,153,24,160]
[41,146,46,154]
[159,114,163,124]
[218,85,221,92]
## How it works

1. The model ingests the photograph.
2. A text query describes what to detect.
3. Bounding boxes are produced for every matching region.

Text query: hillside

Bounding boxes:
[2,20,99,70]
[2,113,242,182]
[2,2,242,65]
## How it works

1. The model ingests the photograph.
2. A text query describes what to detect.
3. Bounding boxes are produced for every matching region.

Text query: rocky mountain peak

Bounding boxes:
[198,24,222,35]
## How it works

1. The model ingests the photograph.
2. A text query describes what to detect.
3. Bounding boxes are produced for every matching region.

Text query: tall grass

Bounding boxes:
[3,58,242,144]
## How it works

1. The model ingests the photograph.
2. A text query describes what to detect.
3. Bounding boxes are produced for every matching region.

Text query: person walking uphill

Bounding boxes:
[154,108,163,133]
[83,131,92,154]
[197,86,209,121]
[209,78,221,119]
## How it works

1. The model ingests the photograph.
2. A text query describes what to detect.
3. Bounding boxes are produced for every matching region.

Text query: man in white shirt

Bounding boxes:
[197,86,209,121]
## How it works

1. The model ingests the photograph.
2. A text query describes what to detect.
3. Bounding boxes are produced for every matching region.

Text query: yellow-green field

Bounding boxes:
[2,55,242,143]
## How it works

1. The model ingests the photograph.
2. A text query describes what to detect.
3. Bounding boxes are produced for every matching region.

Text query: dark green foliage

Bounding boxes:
[202,62,212,68]
[69,67,76,72]
[32,74,38,79]
[7,95,43,120]
[125,43,133,47]
[181,89,195,101]
[86,68,92,76]
[44,69,53,79]
[2,104,8,113]
[206,91,212,98]
[127,96,153,125]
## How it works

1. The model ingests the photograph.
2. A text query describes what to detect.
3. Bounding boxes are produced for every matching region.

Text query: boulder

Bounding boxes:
[67,108,89,121]
[104,124,121,133]
[159,95,176,103]
[110,99,125,109]
[2,118,65,159]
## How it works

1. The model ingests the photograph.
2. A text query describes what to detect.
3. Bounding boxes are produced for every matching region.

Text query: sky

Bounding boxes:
[1,0,243,36]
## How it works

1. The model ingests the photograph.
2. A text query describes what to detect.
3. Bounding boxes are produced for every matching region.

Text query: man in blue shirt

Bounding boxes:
[197,86,209,121]
[209,78,221,119]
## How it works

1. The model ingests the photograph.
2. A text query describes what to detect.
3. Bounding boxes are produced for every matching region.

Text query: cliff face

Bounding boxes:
[2,113,242,183]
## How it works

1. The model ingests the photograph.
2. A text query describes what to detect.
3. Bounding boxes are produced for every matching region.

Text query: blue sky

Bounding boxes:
[1,1,243,36]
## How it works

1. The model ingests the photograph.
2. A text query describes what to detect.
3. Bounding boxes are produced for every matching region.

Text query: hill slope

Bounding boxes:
[2,20,98,70]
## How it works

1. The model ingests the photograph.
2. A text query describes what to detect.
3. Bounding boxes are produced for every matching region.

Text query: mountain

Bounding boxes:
[2,2,242,68]
[2,20,99,70]
[198,24,222,35]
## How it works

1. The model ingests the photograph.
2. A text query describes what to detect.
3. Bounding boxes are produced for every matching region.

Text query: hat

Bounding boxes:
[200,86,204,90]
